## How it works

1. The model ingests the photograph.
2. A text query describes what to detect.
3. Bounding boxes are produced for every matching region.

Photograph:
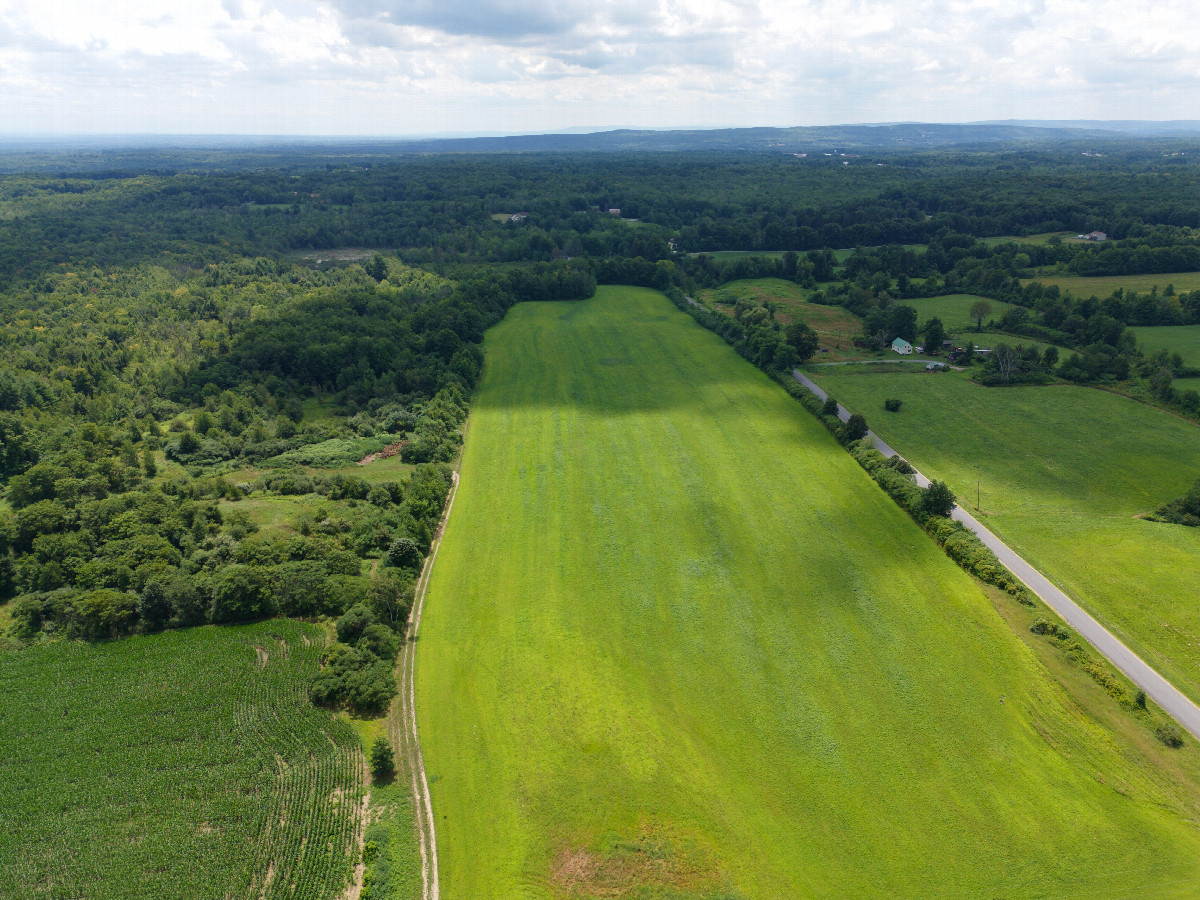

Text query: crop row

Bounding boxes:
[0,621,364,899]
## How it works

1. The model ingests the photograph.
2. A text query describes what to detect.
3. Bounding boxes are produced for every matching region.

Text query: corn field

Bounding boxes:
[0,620,365,899]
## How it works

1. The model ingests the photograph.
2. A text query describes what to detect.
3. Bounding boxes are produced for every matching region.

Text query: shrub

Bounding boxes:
[386,536,423,572]
[370,736,395,780]
[336,603,377,645]
[310,643,396,715]
[1031,617,1070,640]
[358,623,401,660]
[884,398,903,412]
[921,480,956,518]
[821,397,839,417]
[1135,689,1147,710]
[1156,722,1185,748]
[839,413,869,444]
[368,571,414,630]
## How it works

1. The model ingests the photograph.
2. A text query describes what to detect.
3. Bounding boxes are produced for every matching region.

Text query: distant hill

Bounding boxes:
[385,122,1142,153]
[2,121,1198,173]
[979,119,1200,136]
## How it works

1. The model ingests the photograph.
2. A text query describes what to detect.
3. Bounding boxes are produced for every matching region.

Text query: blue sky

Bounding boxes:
[2,0,1198,135]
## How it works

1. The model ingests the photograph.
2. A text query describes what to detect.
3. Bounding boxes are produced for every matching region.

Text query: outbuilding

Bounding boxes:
[891,337,913,355]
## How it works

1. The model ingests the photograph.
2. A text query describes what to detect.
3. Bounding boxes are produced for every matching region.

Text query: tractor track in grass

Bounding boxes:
[395,469,458,900]
[795,367,1200,741]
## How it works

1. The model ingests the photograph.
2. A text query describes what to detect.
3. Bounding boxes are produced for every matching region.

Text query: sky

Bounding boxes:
[1,0,1199,136]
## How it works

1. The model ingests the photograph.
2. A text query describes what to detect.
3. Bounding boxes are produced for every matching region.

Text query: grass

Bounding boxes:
[301,395,341,422]
[904,293,1018,331]
[696,278,862,357]
[1131,324,1200,367]
[342,703,424,900]
[220,494,319,534]
[981,232,1091,246]
[813,367,1200,708]
[689,245,924,263]
[417,286,1200,899]
[1022,271,1200,297]
[881,295,1067,355]
[0,621,365,899]
[978,334,1071,355]
[689,250,790,260]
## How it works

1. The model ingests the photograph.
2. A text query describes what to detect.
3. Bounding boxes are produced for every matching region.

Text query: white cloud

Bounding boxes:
[0,0,1198,134]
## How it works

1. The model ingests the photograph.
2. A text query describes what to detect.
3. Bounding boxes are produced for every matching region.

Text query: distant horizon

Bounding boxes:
[4,118,1200,147]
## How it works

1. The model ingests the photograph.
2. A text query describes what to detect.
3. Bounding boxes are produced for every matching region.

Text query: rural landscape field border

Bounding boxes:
[395,470,459,900]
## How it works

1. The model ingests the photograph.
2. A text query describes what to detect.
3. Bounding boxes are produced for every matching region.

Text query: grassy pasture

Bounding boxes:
[814,368,1200,708]
[0,621,366,899]
[697,278,862,356]
[1131,324,1200,366]
[417,286,1200,899]
[905,293,1018,331]
[691,245,923,263]
[981,232,1091,246]
[689,249,790,260]
[1022,271,1200,297]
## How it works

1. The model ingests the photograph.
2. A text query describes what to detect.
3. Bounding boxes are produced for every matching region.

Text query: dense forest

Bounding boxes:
[3,147,1200,284]
[4,142,1200,688]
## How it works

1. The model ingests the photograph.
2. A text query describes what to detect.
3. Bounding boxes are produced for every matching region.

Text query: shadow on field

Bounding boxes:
[483,290,796,418]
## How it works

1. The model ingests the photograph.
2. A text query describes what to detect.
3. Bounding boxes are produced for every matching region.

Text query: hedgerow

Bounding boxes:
[778,371,1040,606]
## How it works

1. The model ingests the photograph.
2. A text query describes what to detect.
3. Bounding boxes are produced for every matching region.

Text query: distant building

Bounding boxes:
[509,213,528,222]
[608,208,621,216]
[1085,231,1107,241]
[891,337,913,355]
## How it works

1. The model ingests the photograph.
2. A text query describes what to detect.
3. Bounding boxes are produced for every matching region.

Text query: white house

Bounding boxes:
[892,337,913,355]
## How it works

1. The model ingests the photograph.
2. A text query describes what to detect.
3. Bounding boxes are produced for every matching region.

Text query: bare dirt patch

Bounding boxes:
[550,827,725,899]
[358,441,408,466]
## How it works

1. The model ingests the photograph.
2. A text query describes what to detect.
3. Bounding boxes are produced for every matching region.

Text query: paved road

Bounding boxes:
[794,369,1200,741]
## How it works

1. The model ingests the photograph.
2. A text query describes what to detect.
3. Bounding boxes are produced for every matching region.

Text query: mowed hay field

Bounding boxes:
[1131,324,1200,366]
[0,621,366,900]
[815,369,1200,706]
[905,293,1018,331]
[417,286,1200,899]
[1022,271,1200,296]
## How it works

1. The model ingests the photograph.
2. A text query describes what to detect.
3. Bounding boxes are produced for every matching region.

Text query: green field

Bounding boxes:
[689,249,790,260]
[0,621,366,899]
[905,293,1017,331]
[417,286,1200,899]
[696,278,862,356]
[1022,271,1200,297]
[981,232,1092,246]
[1131,324,1200,366]
[814,368,1200,706]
